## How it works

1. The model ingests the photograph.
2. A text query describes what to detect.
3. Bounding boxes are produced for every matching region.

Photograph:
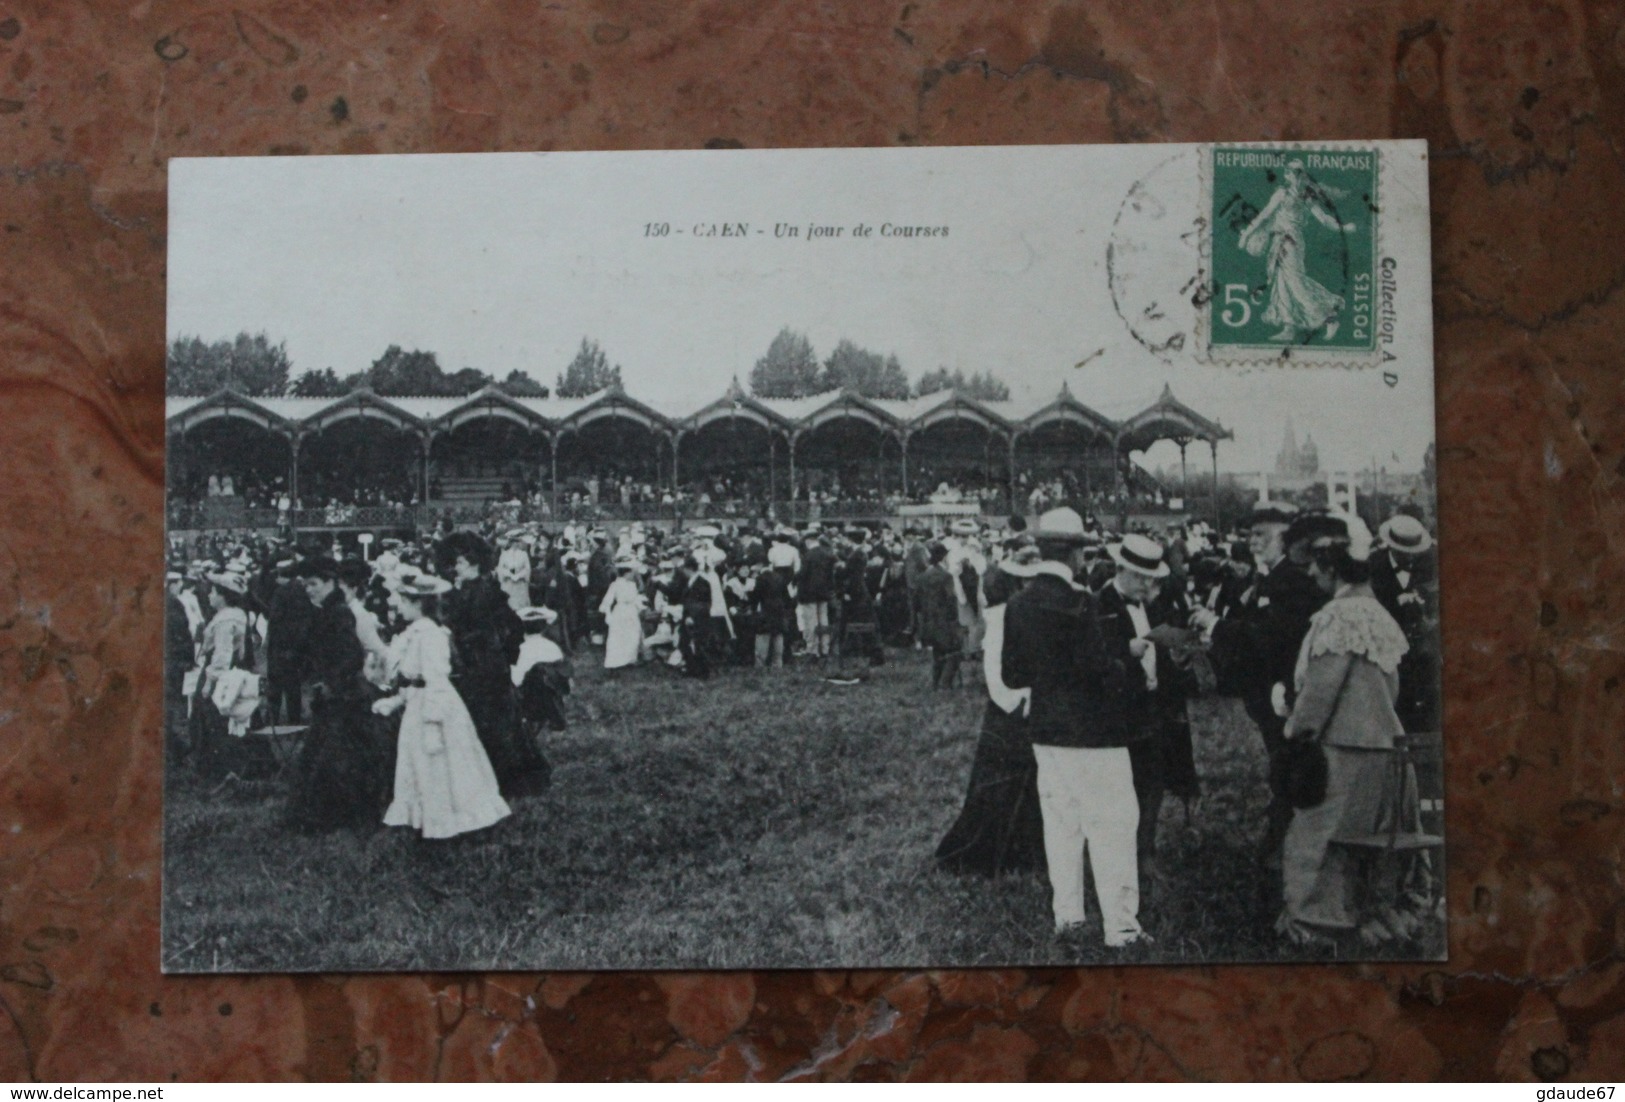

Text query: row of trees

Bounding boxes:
[167,329,1011,405]
[166,334,622,399]
[748,328,1009,402]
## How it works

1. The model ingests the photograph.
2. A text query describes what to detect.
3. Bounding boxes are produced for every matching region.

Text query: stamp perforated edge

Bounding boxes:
[1197,140,1385,368]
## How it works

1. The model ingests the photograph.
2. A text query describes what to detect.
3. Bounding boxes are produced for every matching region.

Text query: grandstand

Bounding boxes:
[165,379,1232,533]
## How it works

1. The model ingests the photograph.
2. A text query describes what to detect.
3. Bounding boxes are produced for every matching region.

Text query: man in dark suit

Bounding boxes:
[752,556,793,668]
[1371,512,1440,733]
[164,570,197,767]
[265,558,313,726]
[1094,534,1194,901]
[837,528,882,666]
[679,555,714,680]
[914,543,963,688]
[586,529,615,645]
[795,531,838,660]
[1002,507,1145,948]
[527,532,576,655]
[1194,503,1332,860]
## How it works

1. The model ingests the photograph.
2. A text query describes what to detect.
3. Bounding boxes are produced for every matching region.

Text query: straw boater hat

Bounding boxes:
[1108,534,1171,579]
[1378,514,1434,555]
[949,518,979,537]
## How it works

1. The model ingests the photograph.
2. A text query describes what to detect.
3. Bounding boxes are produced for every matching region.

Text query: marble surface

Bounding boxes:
[1,0,1622,1081]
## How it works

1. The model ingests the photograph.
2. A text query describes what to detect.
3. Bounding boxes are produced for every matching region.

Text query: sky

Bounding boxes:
[168,144,1436,476]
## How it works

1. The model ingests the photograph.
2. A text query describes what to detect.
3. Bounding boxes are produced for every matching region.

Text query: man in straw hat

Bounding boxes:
[1372,511,1440,733]
[1096,533,1199,901]
[1002,507,1150,948]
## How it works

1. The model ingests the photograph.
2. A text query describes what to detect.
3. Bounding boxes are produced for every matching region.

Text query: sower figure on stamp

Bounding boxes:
[1002,507,1146,949]
[1194,503,1330,875]
[1237,159,1358,342]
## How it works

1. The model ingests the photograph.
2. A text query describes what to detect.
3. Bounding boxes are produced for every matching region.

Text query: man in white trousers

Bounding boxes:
[1000,507,1149,948]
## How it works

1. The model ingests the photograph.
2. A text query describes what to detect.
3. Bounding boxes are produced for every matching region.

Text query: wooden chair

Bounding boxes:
[1332,731,1445,911]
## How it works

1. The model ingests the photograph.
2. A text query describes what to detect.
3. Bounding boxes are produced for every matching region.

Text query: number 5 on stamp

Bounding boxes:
[1207,146,1378,358]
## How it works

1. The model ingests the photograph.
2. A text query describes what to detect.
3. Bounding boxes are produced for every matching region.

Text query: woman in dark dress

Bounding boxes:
[837,534,883,666]
[875,547,913,646]
[1150,573,1202,814]
[284,557,383,832]
[440,531,551,799]
[933,549,1048,877]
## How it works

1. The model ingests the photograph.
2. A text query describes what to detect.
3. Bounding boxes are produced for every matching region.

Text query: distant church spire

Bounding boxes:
[1275,418,1320,478]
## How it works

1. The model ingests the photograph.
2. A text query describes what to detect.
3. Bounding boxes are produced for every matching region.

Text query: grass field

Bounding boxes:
[162,647,1445,972]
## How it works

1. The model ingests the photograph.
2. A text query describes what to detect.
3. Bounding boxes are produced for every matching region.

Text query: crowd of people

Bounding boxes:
[164,489,1440,952]
[931,499,1440,952]
[168,454,1178,526]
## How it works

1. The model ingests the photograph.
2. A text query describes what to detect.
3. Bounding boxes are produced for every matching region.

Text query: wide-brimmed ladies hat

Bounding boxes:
[392,572,452,598]
[206,569,249,595]
[1033,507,1089,544]
[1108,533,1170,579]
[1001,544,1043,577]
[1302,511,1375,563]
[1246,500,1299,527]
[1378,514,1434,555]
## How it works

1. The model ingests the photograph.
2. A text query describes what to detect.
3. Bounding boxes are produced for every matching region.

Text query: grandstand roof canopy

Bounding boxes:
[166,380,1229,447]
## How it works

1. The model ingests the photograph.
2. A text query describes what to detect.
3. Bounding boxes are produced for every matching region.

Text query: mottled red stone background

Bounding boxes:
[0,0,1622,1082]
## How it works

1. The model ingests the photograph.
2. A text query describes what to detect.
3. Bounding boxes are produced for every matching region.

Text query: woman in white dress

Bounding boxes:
[495,535,533,612]
[372,573,511,839]
[599,556,646,670]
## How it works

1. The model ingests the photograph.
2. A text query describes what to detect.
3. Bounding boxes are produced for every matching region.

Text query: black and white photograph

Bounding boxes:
[161,143,1445,971]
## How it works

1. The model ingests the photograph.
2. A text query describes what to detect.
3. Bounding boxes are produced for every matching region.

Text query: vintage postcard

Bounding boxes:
[163,142,1442,971]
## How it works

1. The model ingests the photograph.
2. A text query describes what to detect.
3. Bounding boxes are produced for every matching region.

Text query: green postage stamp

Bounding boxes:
[1207,146,1379,360]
